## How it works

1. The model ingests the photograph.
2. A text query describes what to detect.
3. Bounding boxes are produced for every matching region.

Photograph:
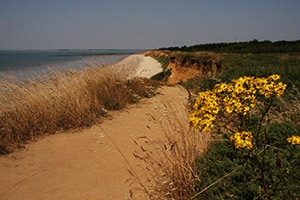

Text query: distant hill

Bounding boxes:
[159,39,300,53]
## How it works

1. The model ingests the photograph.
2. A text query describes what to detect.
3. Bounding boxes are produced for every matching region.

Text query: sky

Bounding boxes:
[0,0,299,50]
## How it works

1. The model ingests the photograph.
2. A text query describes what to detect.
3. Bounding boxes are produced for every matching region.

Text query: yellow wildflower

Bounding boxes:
[225,106,234,114]
[287,135,300,145]
[243,106,251,115]
[268,74,280,81]
[230,131,253,149]
[275,82,286,97]
[214,83,228,93]
[189,91,220,132]
[189,75,286,134]
[264,92,271,98]
[234,86,244,94]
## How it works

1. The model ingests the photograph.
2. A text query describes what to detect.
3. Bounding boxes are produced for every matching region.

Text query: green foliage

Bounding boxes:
[188,74,300,199]
[180,76,219,93]
[153,48,300,199]
[221,54,282,80]
[151,56,171,81]
[220,54,300,88]
[193,121,300,199]
[150,68,171,81]
[160,40,300,53]
[176,53,300,94]
[152,56,169,71]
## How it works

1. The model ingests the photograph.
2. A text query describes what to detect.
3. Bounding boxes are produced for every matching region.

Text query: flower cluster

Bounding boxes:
[189,75,286,149]
[252,74,286,98]
[230,131,253,149]
[215,76,256,116]
[189,75,286,132]
[215,75,286,116]
[287,135,300,145]
[189,91,220,132]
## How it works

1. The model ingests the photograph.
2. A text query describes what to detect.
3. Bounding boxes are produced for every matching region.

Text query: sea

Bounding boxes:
[0,49,145,79]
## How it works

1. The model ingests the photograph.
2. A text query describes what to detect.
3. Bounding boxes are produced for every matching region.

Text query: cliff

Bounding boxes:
[143,50,226,84]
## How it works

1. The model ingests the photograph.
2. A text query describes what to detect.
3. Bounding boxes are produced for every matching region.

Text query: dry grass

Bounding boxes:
[128,102,211,199]
[0,64,161,154]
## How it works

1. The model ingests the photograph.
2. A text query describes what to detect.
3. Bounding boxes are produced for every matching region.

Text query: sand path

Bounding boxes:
[0,56,191,200]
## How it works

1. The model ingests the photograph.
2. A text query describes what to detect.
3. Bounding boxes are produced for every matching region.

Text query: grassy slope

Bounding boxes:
[0,66,161,154]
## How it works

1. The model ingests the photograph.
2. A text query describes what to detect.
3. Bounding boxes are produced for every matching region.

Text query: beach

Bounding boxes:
[0,49,145,79]
[113,54,163,79]
[0,53,162,81]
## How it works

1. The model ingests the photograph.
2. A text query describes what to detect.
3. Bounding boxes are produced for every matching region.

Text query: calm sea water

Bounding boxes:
[0,49,144,79]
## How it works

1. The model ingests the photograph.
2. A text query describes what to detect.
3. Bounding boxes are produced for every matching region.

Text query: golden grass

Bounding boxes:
[0,65,161,154]
[128,102,211,199]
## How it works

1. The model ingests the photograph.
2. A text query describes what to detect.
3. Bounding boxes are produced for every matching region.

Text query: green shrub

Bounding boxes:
[189,75,300,199]
[193,121,300,199]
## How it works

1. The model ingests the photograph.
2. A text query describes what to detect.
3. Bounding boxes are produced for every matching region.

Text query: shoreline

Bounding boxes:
[0,52,162,80]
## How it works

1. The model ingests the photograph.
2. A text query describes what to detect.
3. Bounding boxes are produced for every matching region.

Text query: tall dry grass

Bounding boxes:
[0,64,161,154]
[128,101,211,199]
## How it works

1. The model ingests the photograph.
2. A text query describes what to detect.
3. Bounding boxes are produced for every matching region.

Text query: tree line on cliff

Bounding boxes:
[159,39,300,53]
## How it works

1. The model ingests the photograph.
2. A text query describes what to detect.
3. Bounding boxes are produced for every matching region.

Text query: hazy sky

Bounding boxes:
[0,0,299,50]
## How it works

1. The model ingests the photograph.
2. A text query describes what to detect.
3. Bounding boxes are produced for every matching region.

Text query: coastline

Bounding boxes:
[0,51,162,80]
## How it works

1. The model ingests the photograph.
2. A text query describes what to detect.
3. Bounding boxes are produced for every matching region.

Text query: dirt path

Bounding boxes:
[0,85,190,200]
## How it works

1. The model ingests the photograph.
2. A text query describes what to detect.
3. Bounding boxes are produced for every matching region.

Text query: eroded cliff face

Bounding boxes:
[143,50,226,84]
[167,56,225,84]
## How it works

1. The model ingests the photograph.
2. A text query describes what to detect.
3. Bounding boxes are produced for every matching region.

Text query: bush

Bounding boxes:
[194,121,300,199]
[189,75,300,199]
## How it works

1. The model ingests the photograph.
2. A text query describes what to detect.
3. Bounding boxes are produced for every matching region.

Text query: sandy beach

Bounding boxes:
[113,54,163,79]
